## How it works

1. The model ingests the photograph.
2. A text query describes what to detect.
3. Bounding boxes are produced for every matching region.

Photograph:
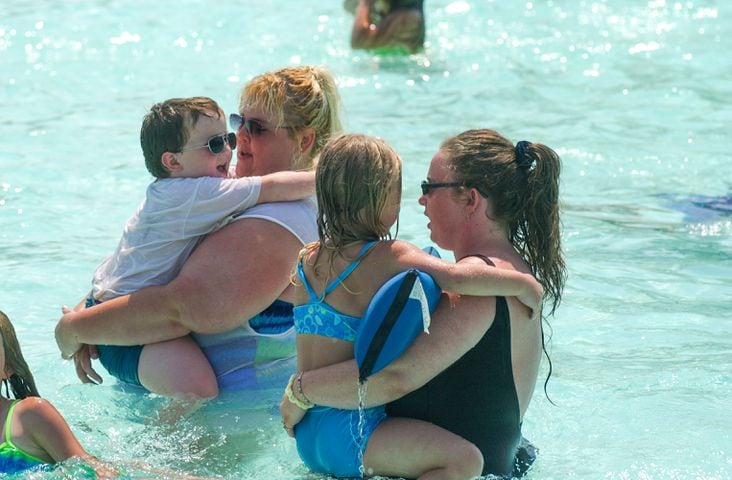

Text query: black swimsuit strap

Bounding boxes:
[460,253,496,267]
[460,253,510,333]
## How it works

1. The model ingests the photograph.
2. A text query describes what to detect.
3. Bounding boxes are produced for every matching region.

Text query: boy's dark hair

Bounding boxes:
[140,97,222,178]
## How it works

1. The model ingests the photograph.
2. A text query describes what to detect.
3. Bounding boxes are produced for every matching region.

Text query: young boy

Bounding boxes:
[70,97,314,400]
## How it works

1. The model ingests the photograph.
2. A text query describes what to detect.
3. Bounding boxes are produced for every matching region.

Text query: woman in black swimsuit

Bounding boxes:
[281,129,566,478]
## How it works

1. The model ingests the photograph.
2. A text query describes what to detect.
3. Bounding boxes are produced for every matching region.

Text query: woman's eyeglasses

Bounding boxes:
[180,132,236,154]
[229,113,290,136]
[420,181,464,195]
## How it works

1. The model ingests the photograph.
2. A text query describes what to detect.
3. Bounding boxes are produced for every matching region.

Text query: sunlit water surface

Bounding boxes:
[1,1,730,478]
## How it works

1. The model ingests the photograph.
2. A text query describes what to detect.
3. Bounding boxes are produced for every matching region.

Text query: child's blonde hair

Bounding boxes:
[0,311,39,399]
[311,133,401,264]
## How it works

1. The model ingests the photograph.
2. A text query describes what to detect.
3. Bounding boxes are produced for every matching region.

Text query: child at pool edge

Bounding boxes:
[0,310,115,476]
[283,134,543,479]
[59,96,315,400]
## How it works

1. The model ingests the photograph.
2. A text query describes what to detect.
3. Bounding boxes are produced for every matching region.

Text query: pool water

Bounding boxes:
[1,0,730,478]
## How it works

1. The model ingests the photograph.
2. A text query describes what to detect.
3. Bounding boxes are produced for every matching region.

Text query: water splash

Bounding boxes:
[356,380,369,478]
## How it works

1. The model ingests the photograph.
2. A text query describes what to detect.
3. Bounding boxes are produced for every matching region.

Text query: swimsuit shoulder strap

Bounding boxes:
[2,400,47,464]
[296,260,318,301]
[462,253,511,330]
[461,253,496,267]
[322,241,379,297]
[3,400,18,444]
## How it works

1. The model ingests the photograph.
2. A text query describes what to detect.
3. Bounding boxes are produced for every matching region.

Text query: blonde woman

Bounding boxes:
[56,66,342,397]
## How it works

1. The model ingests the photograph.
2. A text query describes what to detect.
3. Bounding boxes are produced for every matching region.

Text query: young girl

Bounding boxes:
[0,310,102,474]
[285,134,543,479]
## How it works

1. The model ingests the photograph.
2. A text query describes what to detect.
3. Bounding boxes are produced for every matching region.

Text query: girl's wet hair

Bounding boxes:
[0,311,40,399]
[240,65,343,171]
[304,133,401,277]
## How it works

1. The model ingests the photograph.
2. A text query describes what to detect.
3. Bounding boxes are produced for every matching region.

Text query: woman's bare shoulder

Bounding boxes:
[474,247,533,275]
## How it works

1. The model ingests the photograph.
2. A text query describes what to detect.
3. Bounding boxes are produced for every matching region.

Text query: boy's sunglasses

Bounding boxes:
[229,113,290,136]
[180,132,236,154]
[420,181,464,195]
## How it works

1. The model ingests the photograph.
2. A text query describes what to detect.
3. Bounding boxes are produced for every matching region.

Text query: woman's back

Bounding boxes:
[386,250,541,477]
[488,252,542,418]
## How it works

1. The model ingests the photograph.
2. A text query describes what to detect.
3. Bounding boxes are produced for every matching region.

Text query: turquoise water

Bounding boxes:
[1,0,730,478]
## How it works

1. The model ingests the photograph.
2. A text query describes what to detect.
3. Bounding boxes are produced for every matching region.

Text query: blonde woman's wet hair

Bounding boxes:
[308,133,401,267]
[0,311,39,399]
[240,65,343,171]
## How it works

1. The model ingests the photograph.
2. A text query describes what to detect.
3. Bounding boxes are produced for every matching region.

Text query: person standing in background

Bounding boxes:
[346,0,426,53]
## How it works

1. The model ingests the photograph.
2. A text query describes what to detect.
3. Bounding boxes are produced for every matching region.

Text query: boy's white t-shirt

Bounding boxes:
[91,176,261,301]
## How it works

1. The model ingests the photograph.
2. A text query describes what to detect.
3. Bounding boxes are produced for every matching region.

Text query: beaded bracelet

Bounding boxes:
[296,371,313,405]
[285,374,314,410]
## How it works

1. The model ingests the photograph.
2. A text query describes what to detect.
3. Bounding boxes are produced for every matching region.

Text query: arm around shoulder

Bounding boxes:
[258,170,316,204]
[392,242,542,303]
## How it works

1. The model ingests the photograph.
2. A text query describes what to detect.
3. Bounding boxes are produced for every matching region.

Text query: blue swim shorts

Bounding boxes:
[85,296,144,388]
[96,344,144,388]
[295,405,386,478]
